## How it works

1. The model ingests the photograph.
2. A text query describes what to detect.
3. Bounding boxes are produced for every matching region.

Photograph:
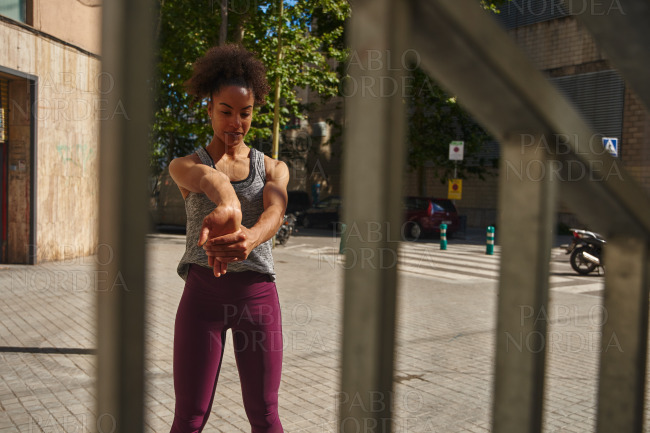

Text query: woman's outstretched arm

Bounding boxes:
[169,155,242,276]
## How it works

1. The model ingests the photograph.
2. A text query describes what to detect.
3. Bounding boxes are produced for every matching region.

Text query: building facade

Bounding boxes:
[295,0,650,230]
[405,0,650,228]
[0,0,101,263]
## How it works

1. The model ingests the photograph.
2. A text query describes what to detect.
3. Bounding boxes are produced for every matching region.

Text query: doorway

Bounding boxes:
[0,68,36,264]
[0,77,8,262]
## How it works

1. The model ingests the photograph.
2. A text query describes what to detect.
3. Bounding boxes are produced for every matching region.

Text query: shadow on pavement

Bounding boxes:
[294,226,575,249]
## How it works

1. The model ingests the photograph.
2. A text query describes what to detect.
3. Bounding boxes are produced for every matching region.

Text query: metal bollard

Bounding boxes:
[440,223,448,250]
[486,226,495,255]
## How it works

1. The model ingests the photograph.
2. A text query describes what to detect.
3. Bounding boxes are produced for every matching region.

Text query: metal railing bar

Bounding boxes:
[405,1,650,432]
[492,142,558,433]
[339,0,411,431]
[596,237,649,432]
[96,0,154,432]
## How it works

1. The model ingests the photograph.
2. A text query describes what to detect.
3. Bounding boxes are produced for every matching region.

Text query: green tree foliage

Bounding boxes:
[404,1,508,183]
[151,0,350,174]
[405,68,496,183]
[151,0,506,184]
[151,0,220,173]
[242,1,349,147]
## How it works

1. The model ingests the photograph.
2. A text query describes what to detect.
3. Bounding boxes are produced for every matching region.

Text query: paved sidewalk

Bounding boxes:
[0,231,645,432]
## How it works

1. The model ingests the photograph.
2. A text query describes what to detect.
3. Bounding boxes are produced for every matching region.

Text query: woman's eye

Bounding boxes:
[241,113,251,118]
[221,111,231,115]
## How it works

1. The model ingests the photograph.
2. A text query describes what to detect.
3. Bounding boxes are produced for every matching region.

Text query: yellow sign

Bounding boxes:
[448,179,462,200]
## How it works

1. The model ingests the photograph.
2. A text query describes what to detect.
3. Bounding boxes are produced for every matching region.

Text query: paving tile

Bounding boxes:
[0,234,643,432]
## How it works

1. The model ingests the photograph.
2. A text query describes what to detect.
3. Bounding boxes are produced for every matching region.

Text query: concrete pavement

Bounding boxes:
[0,228,638,432]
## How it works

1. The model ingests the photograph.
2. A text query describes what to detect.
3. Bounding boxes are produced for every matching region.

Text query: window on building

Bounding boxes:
[0,0,26,23]
[495,0,568,30]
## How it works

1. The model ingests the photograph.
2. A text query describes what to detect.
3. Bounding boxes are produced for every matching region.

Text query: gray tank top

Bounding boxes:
[177,147,275,281]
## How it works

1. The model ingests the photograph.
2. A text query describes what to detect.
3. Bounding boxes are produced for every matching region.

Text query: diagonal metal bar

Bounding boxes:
[561,0,650,112]
[408,0,650,239]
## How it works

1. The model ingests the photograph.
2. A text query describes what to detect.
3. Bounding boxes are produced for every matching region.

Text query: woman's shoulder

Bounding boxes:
[261,153,282,169]
[261,154,289,182]
[168,152,204,199]
[185,151,202,163]
[171,152,201,165]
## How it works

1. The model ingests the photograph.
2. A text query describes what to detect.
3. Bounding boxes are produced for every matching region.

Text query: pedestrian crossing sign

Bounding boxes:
[602,137,618,157]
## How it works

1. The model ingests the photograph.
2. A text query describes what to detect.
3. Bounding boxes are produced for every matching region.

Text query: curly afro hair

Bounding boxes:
[185,44,270,106]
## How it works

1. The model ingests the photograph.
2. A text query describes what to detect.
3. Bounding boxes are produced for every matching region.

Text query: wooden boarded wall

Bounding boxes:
[0,20,101,263]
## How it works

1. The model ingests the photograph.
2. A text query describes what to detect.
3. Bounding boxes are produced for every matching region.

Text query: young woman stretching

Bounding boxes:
[168,44,288,433]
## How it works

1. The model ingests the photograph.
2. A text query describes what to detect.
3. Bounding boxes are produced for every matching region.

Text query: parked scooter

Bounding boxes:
[275,213,297,246]
[565,228,606,275]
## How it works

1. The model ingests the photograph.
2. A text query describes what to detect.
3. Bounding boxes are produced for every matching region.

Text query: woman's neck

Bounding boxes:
[206,140,248,160]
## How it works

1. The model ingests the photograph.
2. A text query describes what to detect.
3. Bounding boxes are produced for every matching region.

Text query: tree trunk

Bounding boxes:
[271,0,284,160]
[219,0,228,45]
[167,135,175,165]
[234,21,245,43]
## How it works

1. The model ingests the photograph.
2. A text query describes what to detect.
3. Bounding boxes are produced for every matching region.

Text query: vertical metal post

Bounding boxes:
[486,226,495,256]
[596,236,649,432]
[440,224,447,250]
[492,137,557,433]
[96,1,154,432]
[339,0,409,431]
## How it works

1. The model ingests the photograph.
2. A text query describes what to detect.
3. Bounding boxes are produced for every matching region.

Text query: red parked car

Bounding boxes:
[403,197,460,240]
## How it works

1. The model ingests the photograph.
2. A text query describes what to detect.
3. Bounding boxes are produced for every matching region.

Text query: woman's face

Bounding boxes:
[207,85,255,148]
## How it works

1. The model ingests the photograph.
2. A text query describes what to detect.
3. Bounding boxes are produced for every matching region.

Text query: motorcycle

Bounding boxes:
[275,213,297,246]
[565,228,606,275]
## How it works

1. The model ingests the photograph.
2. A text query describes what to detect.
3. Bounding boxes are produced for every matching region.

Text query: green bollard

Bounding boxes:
[486,226,495,255]
[339,223,347,254]
[440,223,448,250]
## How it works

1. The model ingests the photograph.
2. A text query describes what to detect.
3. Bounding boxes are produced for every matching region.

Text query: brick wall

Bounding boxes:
[621,89,650,191]
[509,16,605,72]
[304,15,650,227]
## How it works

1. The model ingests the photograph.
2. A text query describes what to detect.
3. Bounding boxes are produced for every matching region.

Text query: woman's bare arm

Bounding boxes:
[169,154,242,276]
[201,157,289,262]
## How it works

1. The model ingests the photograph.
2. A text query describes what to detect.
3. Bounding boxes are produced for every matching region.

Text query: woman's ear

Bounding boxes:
[206,98,213,118]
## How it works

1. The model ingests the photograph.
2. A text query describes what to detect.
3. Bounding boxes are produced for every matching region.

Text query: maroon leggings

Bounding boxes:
[170,265,283,433]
